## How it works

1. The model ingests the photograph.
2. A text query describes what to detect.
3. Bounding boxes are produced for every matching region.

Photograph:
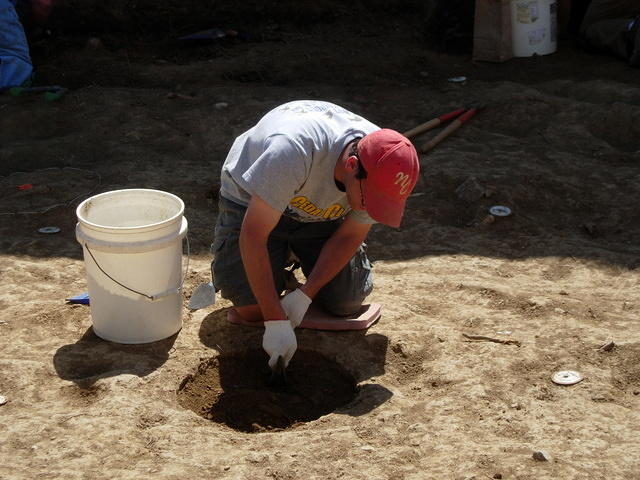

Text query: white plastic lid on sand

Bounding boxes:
[38,226,61,234]
[552,370,583,385]
[489,205,512,217]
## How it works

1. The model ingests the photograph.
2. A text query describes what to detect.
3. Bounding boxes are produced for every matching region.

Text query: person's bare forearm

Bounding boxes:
[239,231,286,321]
[301,220,370,299]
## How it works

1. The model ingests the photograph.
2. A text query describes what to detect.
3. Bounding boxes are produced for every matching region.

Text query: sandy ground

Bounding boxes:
[1,10,640,480]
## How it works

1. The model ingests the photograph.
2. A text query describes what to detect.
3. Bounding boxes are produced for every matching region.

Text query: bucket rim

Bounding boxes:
[76,188,185,232]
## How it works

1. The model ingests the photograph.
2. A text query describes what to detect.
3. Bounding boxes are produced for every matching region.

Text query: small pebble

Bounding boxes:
[360,445,375,452]
[532,450,552,462]
[600,341,615,352]
[215,102,229,109]
[493,474,503,479]
[0,395,7,405]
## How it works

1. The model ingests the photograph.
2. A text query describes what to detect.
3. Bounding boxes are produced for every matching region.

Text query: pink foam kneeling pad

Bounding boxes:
[226,303,381,331]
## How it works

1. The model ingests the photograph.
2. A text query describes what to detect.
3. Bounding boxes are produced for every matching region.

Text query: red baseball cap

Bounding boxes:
[358,129,420,228]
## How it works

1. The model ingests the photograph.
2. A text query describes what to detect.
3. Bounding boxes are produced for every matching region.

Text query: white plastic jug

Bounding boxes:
[511,0,557,57]
[76,189,188,344]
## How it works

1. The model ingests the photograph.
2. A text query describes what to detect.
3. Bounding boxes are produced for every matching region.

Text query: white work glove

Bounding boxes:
[281,288,312,328]
[262,320,297,369]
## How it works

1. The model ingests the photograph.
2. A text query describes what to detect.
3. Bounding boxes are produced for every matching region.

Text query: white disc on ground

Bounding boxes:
[552,370,583,385]
[38,226,61,234]
[489,206,511,217]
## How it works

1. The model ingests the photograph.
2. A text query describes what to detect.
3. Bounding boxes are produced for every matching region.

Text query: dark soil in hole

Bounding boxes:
[177,349,357,433]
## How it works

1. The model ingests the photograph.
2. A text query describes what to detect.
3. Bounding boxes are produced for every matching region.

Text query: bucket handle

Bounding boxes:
[84,235,190,301]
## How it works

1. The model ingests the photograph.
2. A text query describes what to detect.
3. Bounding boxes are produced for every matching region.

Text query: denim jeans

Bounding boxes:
[211,196,373,316]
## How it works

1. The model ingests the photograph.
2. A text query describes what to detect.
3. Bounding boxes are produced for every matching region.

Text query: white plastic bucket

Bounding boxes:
[511,0,557,57]
[76,189,188,344]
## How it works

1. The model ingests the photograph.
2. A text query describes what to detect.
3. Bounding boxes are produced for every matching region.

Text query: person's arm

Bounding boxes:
[242,194,299,371]
[239,193,286,321]
[300,215,372,300]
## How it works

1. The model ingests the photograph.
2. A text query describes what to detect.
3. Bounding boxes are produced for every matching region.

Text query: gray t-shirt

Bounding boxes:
[220,100,379,223]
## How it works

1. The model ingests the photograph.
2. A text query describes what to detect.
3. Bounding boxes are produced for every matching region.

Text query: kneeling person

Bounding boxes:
[211,100,419,371]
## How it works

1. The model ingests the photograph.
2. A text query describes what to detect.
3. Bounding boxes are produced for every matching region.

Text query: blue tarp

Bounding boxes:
[0,0,33,90]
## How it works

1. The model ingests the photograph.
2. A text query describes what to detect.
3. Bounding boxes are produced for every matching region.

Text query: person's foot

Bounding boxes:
[231,305,263,323]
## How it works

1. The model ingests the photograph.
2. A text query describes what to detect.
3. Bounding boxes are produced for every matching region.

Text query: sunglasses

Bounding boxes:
[350,142,367,207]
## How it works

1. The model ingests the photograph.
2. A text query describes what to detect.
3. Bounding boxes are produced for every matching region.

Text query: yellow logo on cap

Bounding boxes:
[395,172,411,195]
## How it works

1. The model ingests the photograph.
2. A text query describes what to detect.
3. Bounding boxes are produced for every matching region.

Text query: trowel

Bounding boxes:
[269,355,288,387]
[188,281,216,310]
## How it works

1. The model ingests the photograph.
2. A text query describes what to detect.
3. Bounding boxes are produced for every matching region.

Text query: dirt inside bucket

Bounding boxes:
[177,349,358,433]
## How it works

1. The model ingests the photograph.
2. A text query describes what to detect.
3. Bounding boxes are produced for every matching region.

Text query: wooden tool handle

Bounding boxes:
[420,120,462,153]
[456,108,477,125]
[420,108,478,153]
[403,108,466,139]
[403,118,441,139]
